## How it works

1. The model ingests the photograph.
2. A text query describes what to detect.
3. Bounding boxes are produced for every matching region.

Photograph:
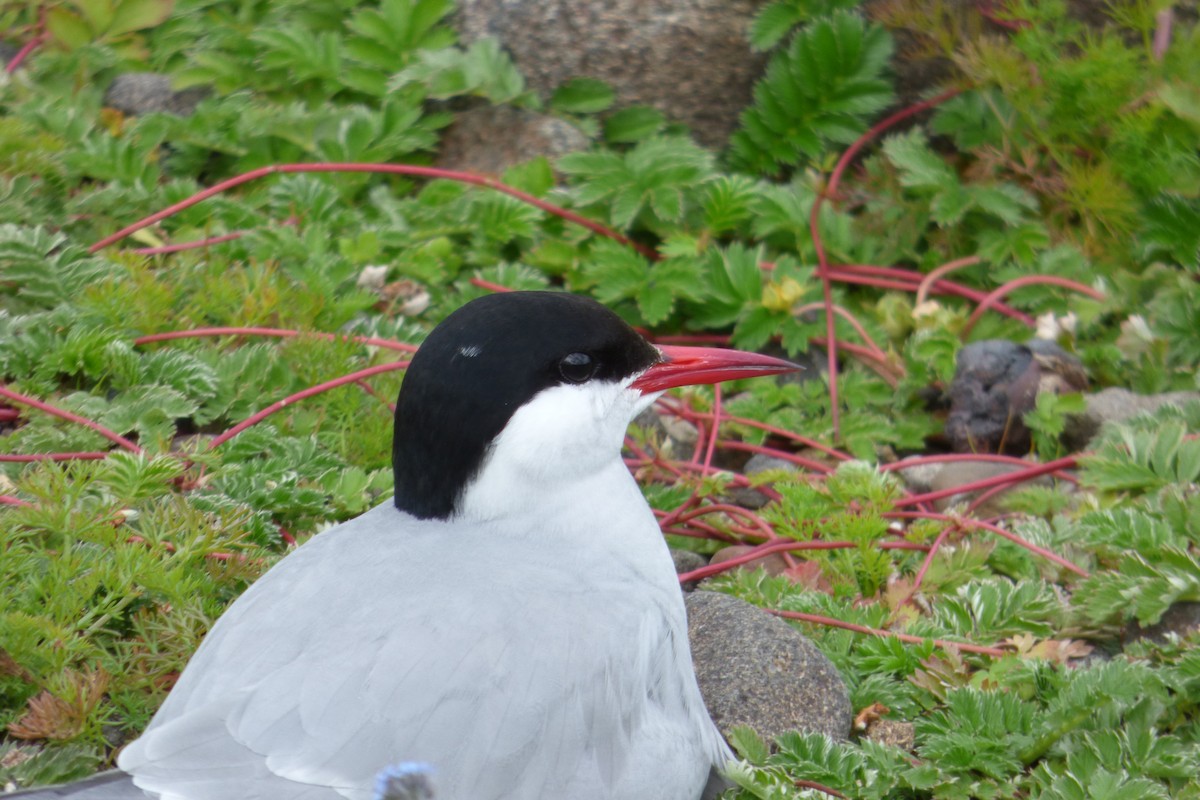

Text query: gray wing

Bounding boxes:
[118,504,720,800]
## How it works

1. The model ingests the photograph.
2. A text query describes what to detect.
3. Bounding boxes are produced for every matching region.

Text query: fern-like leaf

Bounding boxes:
[732,11,894,173]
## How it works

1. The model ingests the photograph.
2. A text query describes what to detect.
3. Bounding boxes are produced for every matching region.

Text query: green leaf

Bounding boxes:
[638,280,675,325]
[108,0,173,36]
[732,11,894,172]
[46,8,94,48]
[603,106,666,143]
[884,129,956,191]
[1158,82,1200,129]
[71,0,114,32]
[749,2,806,51]
[728,725,771,764]
[550,78,615,114]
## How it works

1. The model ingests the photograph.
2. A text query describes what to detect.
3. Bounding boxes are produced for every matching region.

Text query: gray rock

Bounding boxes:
[687,591,852,743]
[104,73,209,117]
[454,0,767,147]
[1062,388,1200,451]
[894,455,944,495]
[727,453,801,509]
[435,104,589,175]
[743,453,800,476]
[927,459,1057,516]
[671,548,708,592]
[945,339,1086,455]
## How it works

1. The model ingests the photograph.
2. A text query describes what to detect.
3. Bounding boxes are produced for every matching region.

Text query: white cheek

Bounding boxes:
[457,380,647,519]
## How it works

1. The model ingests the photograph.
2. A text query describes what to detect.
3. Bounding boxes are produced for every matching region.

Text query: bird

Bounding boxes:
[6,291,798,800]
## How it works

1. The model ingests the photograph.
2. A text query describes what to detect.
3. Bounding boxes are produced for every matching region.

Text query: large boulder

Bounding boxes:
[454,0,767,148]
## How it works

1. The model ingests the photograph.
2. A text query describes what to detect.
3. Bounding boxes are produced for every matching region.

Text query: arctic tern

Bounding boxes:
[6,291,798,800]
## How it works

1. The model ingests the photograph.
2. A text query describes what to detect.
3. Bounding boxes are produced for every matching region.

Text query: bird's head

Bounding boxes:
[392,291,798,521]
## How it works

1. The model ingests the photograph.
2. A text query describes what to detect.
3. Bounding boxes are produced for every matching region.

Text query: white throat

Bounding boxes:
[455,379,660,523]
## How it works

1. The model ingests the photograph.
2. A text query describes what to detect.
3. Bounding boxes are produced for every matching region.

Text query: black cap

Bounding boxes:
[392,292,659,520]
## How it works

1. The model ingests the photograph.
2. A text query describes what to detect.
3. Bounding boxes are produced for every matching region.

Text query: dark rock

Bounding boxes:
[1126,602,1200,645]
[0,41,20,68]
[1062,388,1200,451]
[435,104,589,175]
[104,73,209,117]
[945,339,1086,455]
[454,0,767,148]
[687,591,852,742]
[671,548,708,592]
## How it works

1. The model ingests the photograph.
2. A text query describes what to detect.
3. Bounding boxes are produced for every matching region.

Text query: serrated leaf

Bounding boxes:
[970,184,1037,226]
[637,280,675,325]
[603,106,665,143]
[931,183,972,226]
[550,78,615,114]
[884,129,956,190]
[733,11,893,172]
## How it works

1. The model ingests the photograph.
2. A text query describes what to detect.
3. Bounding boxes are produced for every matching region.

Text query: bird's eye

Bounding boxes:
[558,352,597,384]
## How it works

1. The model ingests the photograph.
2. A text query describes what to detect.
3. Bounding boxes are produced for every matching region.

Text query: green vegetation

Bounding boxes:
[0,0,1197,795]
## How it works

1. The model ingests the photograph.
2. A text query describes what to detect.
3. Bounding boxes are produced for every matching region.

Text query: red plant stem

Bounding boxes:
[811,336,902,385]
[906,522,961,601]
[718,439,838,474]
[622,441,687,481]
[0,452,111,462]
[88,163,658,260]
[354,379,396,412]
[809,209,842,436]
[886,510,1088,577]
[133,327,418,353]
[670,502,777,540]
[661,402,851,462]
[962,276,1105,338]
[795,780,846,799]
[826,88,965,203]
[667,460,789,500]
[915,256,983,307]
[701,384,721,476]
[1,494,31,507]
[879,452,1078,484]
[131,231,246,255]
[964,481,1024,515]
[808,88,965,438]
[832,265,1034,325]
[677,538,929,583]
[5,9,45,74]
[207,361,410,450]
[469,277,517,293]
[793,301,889,363]
[0,386,143,453]
[767,608,1008,658]
[895,455,1077,507]
[1154,8,1173,60]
